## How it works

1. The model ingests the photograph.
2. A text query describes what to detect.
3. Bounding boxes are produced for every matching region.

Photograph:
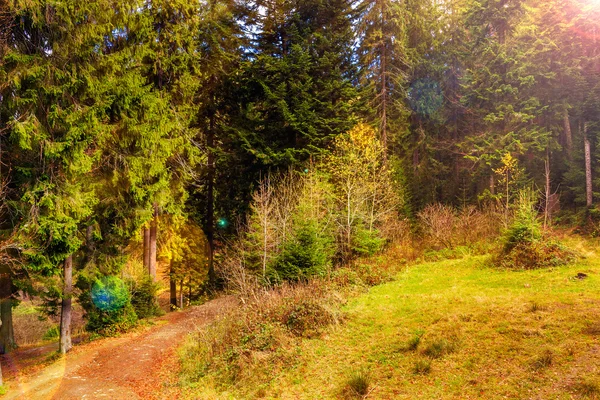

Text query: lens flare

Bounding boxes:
[91,276,129,312]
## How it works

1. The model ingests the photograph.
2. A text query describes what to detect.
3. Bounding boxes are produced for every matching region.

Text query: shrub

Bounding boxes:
[180,281,341,388]
[268,222,332,283]
[129,275,162,319]
[351,226,385,257]
[79,275,138,336]
[418,203,456,249]
[495,189,577,269]
[419,203,501,250]
[90,275,130,312]
[495,240,577,270]
[86,302,138,336]
[279,299,335,338]
[43,325,59,341]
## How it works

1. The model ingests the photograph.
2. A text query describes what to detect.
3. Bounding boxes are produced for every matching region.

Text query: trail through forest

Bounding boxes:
[2,296,236,400]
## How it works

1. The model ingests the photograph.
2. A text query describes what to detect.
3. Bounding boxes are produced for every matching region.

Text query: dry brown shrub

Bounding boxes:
[418,203,457,248]
[217,240,261,303]
[13,313,53,346]
[378,212,411,244]
[418,203,502,249]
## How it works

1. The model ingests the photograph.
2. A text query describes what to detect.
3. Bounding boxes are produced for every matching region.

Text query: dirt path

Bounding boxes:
[2,296,236,400]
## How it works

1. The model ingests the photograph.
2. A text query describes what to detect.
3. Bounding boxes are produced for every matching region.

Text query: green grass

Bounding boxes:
[181,239,600,399]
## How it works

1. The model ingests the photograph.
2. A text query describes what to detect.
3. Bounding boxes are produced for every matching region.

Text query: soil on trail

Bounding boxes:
[2,296,236,400]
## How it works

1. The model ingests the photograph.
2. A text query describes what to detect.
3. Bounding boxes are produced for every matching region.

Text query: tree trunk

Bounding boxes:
[262,192,268,277]
[169,261,177,311]
[143,227,150,271]
[379,0,388,162]
[585,122,593,208]
[490,174,495,195]
[59,255,73,354]
[563,106,573,158]
[149,204,158,280]
[82,224,95,268]
[179,280,184,310]
[544,150,551,228]
[505,171,510,225]
[0,264,15,354]
[206,114,216,289]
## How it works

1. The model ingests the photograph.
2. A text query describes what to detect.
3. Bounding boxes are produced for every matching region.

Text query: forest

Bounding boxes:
[0,0,600,398]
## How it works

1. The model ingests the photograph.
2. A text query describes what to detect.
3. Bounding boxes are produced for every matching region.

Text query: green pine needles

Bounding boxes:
[495,189,577,270]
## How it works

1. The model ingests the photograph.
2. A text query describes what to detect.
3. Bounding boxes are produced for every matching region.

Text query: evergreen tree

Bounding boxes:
[235,0,361,168]
[356,0,410,157]
[191,0,249,288]
[0,0,110,353]
[460,0,552,198]
[92,0,200,281]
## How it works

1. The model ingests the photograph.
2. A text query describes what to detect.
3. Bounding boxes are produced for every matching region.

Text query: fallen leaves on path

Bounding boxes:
[2,296,237,400]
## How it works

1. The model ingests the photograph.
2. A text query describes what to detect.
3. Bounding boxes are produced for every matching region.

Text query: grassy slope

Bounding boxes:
[252,241,600,399]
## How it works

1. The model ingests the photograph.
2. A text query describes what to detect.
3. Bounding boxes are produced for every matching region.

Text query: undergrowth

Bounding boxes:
[179,280,344,392]
[179,243,409,397]
[494,190,578,269]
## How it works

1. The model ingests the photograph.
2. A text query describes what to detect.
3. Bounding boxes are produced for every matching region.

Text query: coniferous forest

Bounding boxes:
[1,0,600,398]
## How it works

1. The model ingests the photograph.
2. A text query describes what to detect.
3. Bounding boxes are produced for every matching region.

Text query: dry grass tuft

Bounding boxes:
[531,349,554,370]
[583,323,600,336]
[341,369,371,399]
[572,379,600,399]
[423,337,459,359]
[413,359,432,375]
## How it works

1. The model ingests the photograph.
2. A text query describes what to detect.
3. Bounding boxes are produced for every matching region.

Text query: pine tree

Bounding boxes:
[0,0,111,353]
[356,0,410,157]
[460,0,552,198]
[92,0,200,281]
[191,0,248,289]
[236,0,361,167]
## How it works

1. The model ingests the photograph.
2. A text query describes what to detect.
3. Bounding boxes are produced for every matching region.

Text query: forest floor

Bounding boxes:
[0,295,236,400]
[179,238,600,399]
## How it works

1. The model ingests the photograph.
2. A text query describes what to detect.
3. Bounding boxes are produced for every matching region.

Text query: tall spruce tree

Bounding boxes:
[236,0,361,167]
[356,0,410,158]
[460,0,553,200]
[92,0,200,282]
[191,0,248,289]
[0,0,111,353]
